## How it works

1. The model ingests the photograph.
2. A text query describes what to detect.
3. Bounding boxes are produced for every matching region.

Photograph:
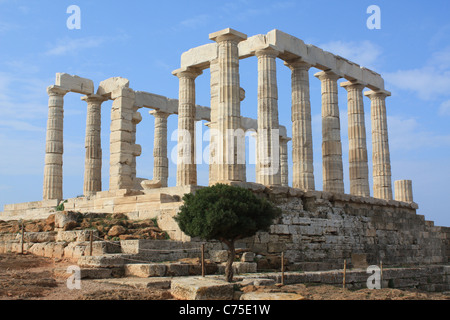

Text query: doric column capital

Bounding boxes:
[80,93,107,104]
[149,109,170,119]
[209,28,247,44]
[314,70,341,81]
[47,85,68,96]
[284,58,312,71]
[172,66,203,79]
[364,89,391,99]
[255,45,280,58]
[340,80,366,91]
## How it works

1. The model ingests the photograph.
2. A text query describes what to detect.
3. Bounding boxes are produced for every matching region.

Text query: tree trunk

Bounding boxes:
[223,239,235,283]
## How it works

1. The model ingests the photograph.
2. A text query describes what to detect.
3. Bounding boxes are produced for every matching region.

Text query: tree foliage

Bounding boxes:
[174,183,282,281]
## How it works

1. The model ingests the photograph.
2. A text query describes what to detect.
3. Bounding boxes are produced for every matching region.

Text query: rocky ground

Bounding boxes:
[0,212,168,240]
[0,252,449,300]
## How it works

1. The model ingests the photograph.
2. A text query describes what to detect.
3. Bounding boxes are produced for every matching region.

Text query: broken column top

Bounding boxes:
[96,77,130,97]
[209,28,247,42]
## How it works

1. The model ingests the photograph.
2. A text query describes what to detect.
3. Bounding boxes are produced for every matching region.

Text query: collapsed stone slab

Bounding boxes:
[171,277,234,300]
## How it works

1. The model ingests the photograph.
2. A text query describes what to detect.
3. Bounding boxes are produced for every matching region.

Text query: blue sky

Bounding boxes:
[0,0,449,227]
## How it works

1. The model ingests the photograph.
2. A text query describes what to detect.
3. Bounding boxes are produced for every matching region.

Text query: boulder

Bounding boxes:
[171,277,234,300]
[108,225,126,237]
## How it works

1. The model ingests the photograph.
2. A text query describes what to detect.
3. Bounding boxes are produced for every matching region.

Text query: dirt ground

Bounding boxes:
[0,252,448,300]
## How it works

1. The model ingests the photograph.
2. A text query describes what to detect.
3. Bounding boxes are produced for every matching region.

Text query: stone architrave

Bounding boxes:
[394,179,413,202]
[43,85,68,200]
[341,81,370,197]
[81,94,105,197]
[150,110,170,187]
[209,28,247,183]
[315,70,344,194]
[364,89,393,200]
[256,45,281,186]
[286,60,315,191]
[280,137,290,187]
[172,67,202,186]
[109,87,138,191]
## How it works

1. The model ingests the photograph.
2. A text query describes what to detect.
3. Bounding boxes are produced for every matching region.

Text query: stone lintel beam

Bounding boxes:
[181,29,385,91]
[55,73,94,95]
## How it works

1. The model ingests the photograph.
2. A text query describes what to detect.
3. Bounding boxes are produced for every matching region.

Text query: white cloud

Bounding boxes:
[45,37,105,56]
[384,67,450,100]
[320,40,383,69]
[388,115,450,151]
[439,100,450,116]
[384,46,450,105]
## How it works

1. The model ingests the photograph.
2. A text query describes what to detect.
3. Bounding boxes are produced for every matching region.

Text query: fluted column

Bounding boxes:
[341,81,370,197]
[286,60,315,190]
[43,85,68,200]
[315,70,344,194]
[81,94,105,197]
[150,110,170,187]
[280,137,290,187]
[209,28,247,182]
[208,58,219,185]
[256,46,281,186]
[172,67,202,186]
[395,180,413,203]
[365,89,393,200]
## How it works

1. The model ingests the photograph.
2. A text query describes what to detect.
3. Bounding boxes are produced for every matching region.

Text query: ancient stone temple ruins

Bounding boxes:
[1,29,449,269]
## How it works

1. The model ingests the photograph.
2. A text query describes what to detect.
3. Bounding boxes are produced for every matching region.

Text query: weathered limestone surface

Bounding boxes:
[55,73,94,95]
[81,94,105,197]
[365,90,393,200]
[150,110,170,187]
[109,87,138,191]
[286,60,315,191]
[280,137,290,187]
[315,71,344,194]
[395,180,413,203]
[171,277,234,300]
[43,85,68,200]
[234,190,447,270]
[210,28,247,183]
[172,67,202,186]
[341,81,370,197]
[256,45,281,186]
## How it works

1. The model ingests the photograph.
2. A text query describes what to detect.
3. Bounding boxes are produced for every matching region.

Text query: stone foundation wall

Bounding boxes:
[234,188,450,271]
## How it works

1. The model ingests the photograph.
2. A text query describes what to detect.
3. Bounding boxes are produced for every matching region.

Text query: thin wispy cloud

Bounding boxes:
[320,40,383,70]
[45,36,105,56]
[385,46,450,104]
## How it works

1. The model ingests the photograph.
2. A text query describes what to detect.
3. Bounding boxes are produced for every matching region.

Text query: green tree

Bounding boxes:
[174,183,282,282]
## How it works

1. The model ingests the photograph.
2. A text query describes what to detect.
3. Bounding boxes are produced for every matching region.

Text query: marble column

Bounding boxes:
[150,110,170,187]
[43,85,68,200]
[81,94,105,197]
[208,58,219,185]
[173,67,202,186]
[341,81,370,197]
[209,28,247,182]
[394,180,413,203]
[256,46,281,186]
[365,89,393,200]
[280,137,291,187]
[315,70,344,194]
[109,87,138,191]
[286,60,315,191]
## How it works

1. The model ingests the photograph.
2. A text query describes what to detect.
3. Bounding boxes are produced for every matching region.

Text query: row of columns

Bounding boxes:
[172,29,394,200]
